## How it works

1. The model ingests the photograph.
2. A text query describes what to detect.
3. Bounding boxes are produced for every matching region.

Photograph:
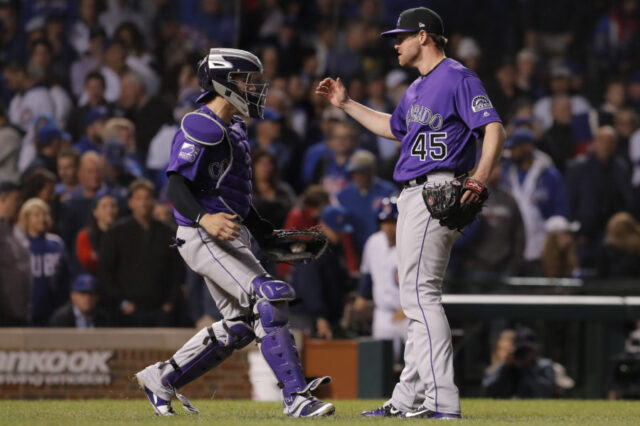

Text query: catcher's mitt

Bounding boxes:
[421,176,488,231]
[260,229,329,263]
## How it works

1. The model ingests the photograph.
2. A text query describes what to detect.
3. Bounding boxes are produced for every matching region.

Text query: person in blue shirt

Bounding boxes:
[17,197,70,326]
[337,150,397,252]
[501,129,567,275]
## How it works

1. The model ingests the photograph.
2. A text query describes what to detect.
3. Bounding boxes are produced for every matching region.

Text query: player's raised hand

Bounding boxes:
[199,212,241,241]
[315,77,348,108]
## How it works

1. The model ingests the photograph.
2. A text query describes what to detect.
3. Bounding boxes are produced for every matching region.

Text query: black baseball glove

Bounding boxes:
[260,229,329,263]
[421,176,488,231]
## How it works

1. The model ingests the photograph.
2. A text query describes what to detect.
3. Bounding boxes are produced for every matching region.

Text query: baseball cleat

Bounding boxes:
[403,405,461,419]
[361,403,403,417]
[141,385,175,416]
[136,363,199,416]
[283,393,335,417]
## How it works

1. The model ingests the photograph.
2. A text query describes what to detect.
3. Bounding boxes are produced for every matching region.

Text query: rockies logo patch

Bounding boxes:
[178,142,200,163]
[471,95,493,113]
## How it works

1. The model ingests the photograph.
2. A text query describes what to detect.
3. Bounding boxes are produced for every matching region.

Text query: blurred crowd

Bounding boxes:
[1,0,640,337]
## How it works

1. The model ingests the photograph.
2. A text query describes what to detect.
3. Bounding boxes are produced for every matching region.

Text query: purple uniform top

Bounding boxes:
[167,106,252,227]
[389,58,501,182]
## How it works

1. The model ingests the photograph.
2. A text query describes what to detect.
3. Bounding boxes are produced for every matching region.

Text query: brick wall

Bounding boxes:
[0,328,252,400]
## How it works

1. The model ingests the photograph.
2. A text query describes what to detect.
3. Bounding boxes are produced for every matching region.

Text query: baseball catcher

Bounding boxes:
[422,176,488,231]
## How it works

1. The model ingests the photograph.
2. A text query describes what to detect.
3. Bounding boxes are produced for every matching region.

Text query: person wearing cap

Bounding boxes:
[537,94,580,173]
[49,274,114,328]
[73,106,108,154]
[355,197,408,365]
[482,327,555,398]
[22,122,71,178]
[0,182,31,326]
[565,126,635,268]
[541,215,581,278]
[249,107,292,176]
[501,128,567,273]
[289,205,352,340]
[17,197,70,326]
[317,6,505,419]
[336,149,396,252]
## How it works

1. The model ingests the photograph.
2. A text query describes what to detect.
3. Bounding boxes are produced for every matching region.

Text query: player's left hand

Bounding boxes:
[199,212,241,241]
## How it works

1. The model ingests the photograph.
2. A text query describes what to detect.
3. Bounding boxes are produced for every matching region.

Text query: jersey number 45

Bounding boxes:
[410,132,447,161]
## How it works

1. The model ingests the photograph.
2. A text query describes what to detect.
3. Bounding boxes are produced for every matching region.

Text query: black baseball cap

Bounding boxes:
[381,7,444,38]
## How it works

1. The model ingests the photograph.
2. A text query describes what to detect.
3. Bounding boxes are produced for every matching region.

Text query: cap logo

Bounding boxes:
[419,22,425,28]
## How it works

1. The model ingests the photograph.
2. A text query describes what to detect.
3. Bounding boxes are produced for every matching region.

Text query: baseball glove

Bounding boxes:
[260,229,329,263]
[421,176,488,231]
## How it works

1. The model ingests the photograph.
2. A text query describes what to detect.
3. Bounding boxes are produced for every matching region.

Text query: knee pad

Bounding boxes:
[162,320,255,389]
[256,299,289,334]
[252,276,295,302]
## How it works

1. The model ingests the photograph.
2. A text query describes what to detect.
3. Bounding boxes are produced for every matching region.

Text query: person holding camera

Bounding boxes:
[482,327,556,398]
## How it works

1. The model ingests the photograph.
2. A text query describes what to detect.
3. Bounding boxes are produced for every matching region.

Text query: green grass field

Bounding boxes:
[2,399,640,425]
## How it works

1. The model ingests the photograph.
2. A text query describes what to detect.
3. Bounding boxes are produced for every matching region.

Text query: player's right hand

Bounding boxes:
[199,212,241,241]
[315,77,348,109]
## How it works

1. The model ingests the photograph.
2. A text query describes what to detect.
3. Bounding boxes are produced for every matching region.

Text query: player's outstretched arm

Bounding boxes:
[315,77,397,140]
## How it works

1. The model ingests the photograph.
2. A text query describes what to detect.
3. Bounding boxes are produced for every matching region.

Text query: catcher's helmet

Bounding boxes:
[196,48,269,119]
[376,196,399,221]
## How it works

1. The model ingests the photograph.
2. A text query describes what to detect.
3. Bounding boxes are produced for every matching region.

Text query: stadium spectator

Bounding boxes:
[514,49,538,100]
[483,327,555,398]
[115,71,172,160]
[4,53,54,136]
[289,205,353,339]
[0,104,22,182]
[73,107,109,154]
[50,274,114,328]
[486,59,526,124]
[599,80,626,127]
[592,0,640,73]
[17,198,70,326]
[98,179,183,327]
[538,95,580,174]
[251,148,296,229]
[0,2,25,65]
[76,193,118,275]
[336,150,396,252]
[501,129,567,275]
[23,123,70,177]
[113,21,160,96]
[20,168,57,206]
[54,149,81,202]
[615,108,640,168]
[311,120,359,201]
[533,65,592,133]
[355,197,407,363]
[57,151,106,257]
[101,117,143,178]
[0,182,30,326]
[541,216,581,278]
[597,212,640,278]
[450,164,525,279]
[69,71,115,142]
[566,126,634,269]
[249,108,292,176]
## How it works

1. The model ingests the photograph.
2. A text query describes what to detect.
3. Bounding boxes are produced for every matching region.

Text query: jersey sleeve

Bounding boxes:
[454,76,502,130]
[166,132,207,181]
[389,95,408,140]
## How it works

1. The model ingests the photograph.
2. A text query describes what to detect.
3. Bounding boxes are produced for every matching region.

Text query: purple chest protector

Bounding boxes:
[168,108,252,225]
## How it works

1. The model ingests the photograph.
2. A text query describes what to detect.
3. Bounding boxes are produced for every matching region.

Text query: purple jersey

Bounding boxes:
[167,106,252,226]
[389,58,501,182]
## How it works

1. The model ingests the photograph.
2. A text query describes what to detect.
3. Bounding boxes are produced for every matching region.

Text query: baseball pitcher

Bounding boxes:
[316,7,505,419]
